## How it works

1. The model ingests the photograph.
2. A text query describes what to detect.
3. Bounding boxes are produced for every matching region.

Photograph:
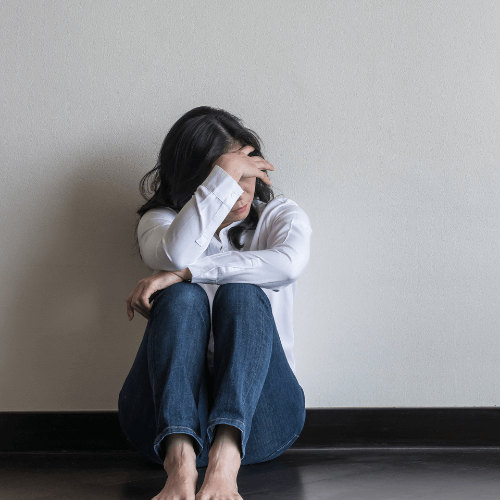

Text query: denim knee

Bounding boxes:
[151,281,209,317]
[214,283,270,308]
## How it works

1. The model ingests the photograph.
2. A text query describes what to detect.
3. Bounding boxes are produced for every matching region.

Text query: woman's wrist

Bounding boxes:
[171,268,192,282]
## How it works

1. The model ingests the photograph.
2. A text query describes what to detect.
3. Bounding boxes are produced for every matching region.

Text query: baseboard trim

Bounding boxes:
[0,408,498,452]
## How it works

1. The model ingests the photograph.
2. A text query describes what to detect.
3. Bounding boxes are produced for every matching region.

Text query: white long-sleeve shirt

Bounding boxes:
[137,165,313,375]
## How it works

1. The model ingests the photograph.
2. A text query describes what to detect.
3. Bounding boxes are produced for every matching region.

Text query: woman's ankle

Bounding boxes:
[163,433,198,473]
[208,424,243,466]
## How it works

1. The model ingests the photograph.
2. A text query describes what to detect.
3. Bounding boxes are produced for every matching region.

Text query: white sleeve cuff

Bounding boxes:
[202,165,244,208]
[188,256,218,284]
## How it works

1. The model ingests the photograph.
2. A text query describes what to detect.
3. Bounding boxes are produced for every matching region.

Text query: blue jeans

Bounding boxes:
[118,281,306,468]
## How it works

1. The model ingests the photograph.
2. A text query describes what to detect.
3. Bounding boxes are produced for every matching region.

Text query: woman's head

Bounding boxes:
[135,106,277,252]
[155,106,264,208]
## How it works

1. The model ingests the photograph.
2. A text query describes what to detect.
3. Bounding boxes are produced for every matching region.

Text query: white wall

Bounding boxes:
[1,1,499,410]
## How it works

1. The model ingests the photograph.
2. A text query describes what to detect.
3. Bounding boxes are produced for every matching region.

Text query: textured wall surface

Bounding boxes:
[1,1,499,410]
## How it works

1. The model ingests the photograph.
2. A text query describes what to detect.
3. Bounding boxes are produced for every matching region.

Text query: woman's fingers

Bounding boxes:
[132,299,150,320]
[239,145,255,155]
[261,171,272,184]
[261,160,274,185]
[238,155,275,185]
[254,157,275,171]
[126,292,135,320]
[126,283,151,320]
[133,284,151,319]
[139,286,155,312]
[252,158,274,184]
[249,156,275,177]
[125,271,181,322]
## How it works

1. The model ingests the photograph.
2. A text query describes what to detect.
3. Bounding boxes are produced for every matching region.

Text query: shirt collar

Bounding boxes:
[219,218,245,235]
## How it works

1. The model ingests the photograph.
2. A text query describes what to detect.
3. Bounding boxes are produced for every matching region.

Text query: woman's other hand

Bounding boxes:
[126,270,184,321]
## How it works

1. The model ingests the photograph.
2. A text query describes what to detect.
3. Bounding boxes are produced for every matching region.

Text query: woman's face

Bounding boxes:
[213,142,256,222]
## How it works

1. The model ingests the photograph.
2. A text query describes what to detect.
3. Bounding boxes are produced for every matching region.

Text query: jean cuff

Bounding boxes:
[207,417,246,460]
[153,426,204,463]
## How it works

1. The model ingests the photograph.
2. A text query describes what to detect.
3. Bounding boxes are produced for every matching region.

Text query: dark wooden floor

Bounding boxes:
[1,447,499,499]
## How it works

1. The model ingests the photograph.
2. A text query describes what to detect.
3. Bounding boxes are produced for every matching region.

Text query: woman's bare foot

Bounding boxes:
[196,424,243,500]
[153,433,199,500]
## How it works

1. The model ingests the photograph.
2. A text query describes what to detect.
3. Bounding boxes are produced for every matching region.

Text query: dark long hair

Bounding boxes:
[133,106,279,258]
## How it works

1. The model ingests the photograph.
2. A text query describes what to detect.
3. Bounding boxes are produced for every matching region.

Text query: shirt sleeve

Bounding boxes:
[137,164,244,271]
[187,201,313,291]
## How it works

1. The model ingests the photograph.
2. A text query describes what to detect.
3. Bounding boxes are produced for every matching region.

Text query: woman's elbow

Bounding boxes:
[287,255,310,282]
[140,248,181,272]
